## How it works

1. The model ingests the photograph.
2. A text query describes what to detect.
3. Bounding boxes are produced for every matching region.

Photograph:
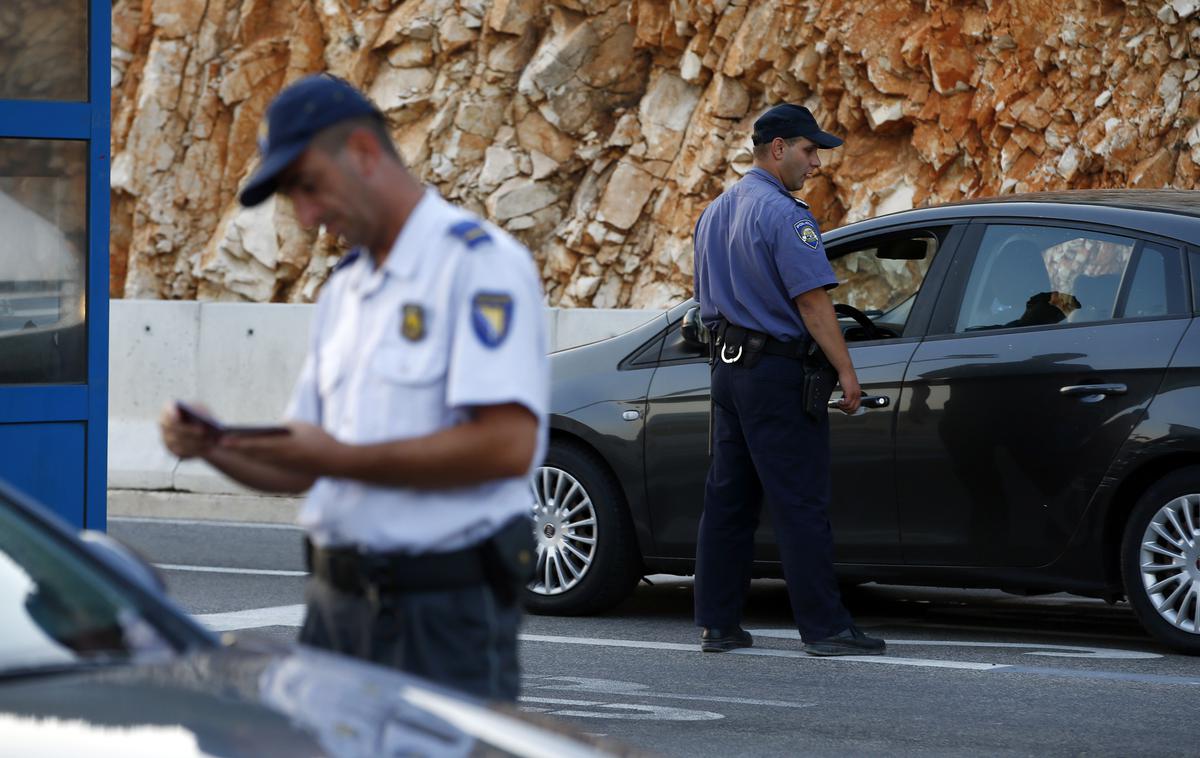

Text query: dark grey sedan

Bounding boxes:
[525,190,1200,655]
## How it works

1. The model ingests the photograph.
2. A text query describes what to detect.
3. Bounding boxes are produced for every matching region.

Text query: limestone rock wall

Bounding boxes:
[110,0,1200,307]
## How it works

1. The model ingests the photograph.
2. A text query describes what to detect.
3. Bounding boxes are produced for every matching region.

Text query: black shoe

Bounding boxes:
[803,626,886,656]
[700,626,754,653]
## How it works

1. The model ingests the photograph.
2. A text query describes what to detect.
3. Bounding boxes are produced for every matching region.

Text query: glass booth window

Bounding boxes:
[0,139,88,384]
[0,1,89,101]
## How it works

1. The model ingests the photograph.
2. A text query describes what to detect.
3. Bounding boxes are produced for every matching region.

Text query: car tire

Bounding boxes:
[1120,466,1200,654]
[523,441,643,615]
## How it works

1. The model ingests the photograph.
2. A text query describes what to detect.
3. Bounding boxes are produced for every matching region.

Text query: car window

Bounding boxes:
[953,225,1185,334]
[0,497,172,676]
[1123,243,1186,319]
[659,325,708,363]
[828,231,941,334]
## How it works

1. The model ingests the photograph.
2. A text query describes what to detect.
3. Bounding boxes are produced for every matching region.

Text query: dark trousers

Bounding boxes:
[300,576,521,701]
[694,353,853,642]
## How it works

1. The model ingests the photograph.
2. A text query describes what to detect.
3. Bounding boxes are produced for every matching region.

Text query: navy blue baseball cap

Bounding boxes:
[751,104,843,149]
[239,74,384,207]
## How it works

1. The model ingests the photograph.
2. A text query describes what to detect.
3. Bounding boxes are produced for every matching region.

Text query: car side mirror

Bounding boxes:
[82,530,168,595]
[680,306,709,349]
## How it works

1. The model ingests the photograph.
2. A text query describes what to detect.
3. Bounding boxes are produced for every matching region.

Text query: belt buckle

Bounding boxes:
[720,344,742,364]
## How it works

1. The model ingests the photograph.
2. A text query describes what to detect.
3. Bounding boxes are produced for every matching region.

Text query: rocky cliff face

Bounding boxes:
[110,0,1200,307]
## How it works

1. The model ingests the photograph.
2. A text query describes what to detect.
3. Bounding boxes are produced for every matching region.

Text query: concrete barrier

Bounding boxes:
[107,299,664,517]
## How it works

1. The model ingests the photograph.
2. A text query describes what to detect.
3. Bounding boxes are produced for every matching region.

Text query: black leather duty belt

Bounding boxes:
[304,539,487,595]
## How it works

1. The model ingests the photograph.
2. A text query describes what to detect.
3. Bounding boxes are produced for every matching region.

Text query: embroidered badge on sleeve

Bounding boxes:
[794,219,821,250]
[471,292,514,348]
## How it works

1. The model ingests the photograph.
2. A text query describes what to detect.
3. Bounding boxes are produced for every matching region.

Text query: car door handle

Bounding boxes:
[827,395,890,410]
[1060,383,1127,399]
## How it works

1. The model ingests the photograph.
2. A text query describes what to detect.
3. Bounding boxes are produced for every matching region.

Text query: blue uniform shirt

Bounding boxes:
[693,167,839,341]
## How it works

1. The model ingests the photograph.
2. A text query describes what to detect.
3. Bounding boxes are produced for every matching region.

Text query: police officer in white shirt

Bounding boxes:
[159,75,548,701]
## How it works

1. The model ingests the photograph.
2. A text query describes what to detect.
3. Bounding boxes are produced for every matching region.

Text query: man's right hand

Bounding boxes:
[835,369,862,415]
[159,401,217,459]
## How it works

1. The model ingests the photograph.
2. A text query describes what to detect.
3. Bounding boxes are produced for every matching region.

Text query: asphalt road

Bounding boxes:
[111,516,1200,758]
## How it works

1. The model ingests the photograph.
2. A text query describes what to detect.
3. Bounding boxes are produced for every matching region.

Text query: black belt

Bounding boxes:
[305,539,487,595]
[714,318,810,361]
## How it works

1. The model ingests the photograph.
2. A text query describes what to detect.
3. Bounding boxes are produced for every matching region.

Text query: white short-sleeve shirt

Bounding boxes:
[286,189,549,553]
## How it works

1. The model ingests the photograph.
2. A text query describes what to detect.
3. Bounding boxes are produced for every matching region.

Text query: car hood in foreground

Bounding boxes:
[0,636,617,757]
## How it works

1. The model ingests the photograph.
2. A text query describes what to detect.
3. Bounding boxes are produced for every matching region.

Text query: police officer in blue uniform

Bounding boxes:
[159,76,548,699]
[692,104,886,656]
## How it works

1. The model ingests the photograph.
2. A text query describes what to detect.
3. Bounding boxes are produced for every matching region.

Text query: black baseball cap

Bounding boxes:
[751,104,843,149]
[239,74,384,207]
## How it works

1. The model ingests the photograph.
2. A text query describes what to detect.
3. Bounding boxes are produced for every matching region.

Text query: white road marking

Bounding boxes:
[196,610,996,671]
[520,633,1002,670]
[194,605,1199,686]
[155,563,308,577]
[527,676,814,709]
[746,629,1162,660]
[521,634,697,653]
[520,696,723,721]
[197,603,306,631]
[110,516,303,530]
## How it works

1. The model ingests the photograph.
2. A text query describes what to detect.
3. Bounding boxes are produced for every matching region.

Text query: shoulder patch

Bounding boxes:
[332,248,361,272]
[448,219,492,250]
[471,292,513,348]
[793,219,821,250]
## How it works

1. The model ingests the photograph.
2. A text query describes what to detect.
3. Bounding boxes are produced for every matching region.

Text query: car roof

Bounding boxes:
[826,190,1200,247]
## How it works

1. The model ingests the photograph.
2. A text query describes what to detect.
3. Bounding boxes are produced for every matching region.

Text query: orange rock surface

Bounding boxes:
[109,0,1200,306]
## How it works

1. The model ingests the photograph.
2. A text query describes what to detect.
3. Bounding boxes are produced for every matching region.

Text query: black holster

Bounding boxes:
[480,515,536,606]
[801,340,837,419]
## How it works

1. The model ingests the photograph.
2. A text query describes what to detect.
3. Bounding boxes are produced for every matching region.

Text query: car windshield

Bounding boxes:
[0,496,173,677]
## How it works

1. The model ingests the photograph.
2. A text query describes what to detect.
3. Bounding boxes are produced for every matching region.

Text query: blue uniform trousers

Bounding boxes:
[694,353,854,642]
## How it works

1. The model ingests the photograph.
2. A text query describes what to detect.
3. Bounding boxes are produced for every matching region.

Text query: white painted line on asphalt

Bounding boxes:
[111,516,304,530]
[520,696,724,721]
[520,634,1002,671]
[527,675,814,709]
[155,563,308,577]
[737,647,1002,670]
[522,634,697,653]
[747,629,1163,660]
[195,607,1200,686]
[198,609,992,674]
[197,603,305,631]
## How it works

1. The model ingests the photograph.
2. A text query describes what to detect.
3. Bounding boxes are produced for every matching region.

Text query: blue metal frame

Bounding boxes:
[0,1,110,529]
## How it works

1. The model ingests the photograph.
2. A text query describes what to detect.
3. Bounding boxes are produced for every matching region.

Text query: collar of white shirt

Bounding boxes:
[350,188,441,295]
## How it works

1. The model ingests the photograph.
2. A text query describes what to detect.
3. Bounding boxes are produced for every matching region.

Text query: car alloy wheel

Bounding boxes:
[529,465,598,596]
[1138,493,1200,633]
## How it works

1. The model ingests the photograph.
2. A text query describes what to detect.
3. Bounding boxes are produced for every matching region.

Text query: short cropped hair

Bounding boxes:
[752,134,804,160]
